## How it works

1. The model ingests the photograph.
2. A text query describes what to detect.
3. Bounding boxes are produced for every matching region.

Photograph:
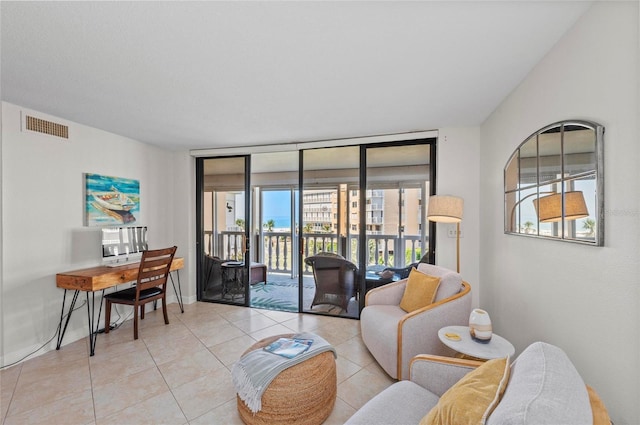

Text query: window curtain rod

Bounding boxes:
[189,130,438,157]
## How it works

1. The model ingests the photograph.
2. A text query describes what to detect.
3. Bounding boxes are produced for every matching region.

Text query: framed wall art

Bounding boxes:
[85,173,140,226]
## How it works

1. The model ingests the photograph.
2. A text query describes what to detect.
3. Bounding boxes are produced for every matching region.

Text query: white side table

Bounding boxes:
[438,325,515,360]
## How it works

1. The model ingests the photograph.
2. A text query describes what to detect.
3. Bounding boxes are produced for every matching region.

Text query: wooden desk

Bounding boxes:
[56,257,184,356]
[57,257,184,291]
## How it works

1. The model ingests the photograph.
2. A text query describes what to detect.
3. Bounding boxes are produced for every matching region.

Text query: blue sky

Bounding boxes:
[262,190,295,227]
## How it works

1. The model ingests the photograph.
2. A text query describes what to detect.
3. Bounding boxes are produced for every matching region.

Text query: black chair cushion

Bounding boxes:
[105,286,162,302]
[382,262,418,280]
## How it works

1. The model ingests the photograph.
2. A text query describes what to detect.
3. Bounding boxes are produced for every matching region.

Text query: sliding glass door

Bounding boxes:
[197,156,251,306]
[249,151,300,312]
[301,146,360,318]
[363,144,432,300]
[195,138,436,317]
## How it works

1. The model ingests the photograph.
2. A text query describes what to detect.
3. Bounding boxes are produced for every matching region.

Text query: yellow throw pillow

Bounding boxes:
[399,268,441,313]
[421,357,511,425]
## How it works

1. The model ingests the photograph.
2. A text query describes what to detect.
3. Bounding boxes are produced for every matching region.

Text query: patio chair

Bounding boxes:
[304,253,358,312]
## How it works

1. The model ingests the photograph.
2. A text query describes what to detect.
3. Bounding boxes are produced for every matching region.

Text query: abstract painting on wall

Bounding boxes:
[85,173,140,226]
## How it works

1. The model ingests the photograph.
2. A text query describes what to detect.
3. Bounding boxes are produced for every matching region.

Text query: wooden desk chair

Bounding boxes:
[104,246,177,339]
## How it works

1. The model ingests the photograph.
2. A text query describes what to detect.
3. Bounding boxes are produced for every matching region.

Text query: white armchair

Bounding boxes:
[360,263,472,380]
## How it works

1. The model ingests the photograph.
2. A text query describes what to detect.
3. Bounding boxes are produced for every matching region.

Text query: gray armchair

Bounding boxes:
[360,263,472,380]
[304,253,358,312]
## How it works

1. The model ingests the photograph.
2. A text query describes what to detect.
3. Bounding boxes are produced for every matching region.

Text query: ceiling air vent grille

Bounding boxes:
[25,115,69,139]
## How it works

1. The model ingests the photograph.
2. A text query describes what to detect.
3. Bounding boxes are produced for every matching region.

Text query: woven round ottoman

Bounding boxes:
[236,333,337,425]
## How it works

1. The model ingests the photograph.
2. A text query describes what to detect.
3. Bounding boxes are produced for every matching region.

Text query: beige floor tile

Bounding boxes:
[178,314,228,335]
[337,367,395,410]
[166,301,187,315]
[189,398,244,425]
[194,321,244,347]
[254,308,300,323]
[0,364,22,422]
[16,353,89,387]
[167,301,210,315]
[208,334,257,366]
[109,307,170,336]
[336,355,363,384]
[137,319,192,341]
[365,358,395,381]
[0,363,22,389]
[218,307,261,322]
[92,366,169,419]
[97,390,187,425]
[280,314,325,332]
[89,346,156,387]
[248,323,295,341]
[206,302,244,314]
[157,346,225,389]
[313,321,361,346]
[323,397,358,425]
[93,333,147,357]
[334,336,375,367]
[1,303,397,425]
[4,388,94,425]
[8,358,91,417]
[21,339,88,371]
[171,367,235,421]
[231,314,278,333]
[174,303,224,323]
[145,332,206,365]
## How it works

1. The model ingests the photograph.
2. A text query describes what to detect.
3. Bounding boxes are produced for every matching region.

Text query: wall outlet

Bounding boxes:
[447,227,462,238]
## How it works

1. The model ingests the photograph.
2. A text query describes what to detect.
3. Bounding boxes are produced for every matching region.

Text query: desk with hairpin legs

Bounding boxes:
[55,257,184,356]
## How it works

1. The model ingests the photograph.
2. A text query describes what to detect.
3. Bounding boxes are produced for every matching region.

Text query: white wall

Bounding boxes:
[0,102,193,365]
[435,127,481,307]
[480,2,639,423]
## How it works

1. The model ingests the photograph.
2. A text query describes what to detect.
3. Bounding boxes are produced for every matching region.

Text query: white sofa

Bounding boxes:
[346,341,610,424]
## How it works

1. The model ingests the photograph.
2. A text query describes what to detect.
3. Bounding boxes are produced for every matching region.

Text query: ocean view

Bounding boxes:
[264,215,291,230]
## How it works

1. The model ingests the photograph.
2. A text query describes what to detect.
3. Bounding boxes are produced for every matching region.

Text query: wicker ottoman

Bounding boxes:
[236,333,337,425]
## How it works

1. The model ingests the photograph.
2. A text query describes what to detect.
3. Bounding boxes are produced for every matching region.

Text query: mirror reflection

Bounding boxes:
[504,120,604,245]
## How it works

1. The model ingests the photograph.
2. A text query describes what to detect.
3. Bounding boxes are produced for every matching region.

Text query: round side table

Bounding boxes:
[221,261,244,301]
[438,325,515,360]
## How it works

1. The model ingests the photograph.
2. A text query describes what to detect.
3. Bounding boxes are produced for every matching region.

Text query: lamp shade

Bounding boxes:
[533,191,589,223]
[427,195,463,223]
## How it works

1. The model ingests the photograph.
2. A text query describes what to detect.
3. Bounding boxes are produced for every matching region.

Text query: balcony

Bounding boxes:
[204,230,426,275]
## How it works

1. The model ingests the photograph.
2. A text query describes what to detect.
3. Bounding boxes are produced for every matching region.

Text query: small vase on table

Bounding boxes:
[469,308,492,343]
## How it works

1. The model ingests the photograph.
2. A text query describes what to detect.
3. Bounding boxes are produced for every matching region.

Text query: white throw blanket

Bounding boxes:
[231,332,336,413]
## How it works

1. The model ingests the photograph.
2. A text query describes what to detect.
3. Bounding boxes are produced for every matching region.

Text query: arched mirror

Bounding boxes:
[504,120,604,246]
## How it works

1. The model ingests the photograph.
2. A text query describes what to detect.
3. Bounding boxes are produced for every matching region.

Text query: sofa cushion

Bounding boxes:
[345,380,439,425]
[416,263,462,301]
[399,268,441,312]
[486,342,591,425]
[421,357,510,425]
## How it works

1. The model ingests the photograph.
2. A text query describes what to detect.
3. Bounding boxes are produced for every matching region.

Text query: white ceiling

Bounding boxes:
[1,1,592,152]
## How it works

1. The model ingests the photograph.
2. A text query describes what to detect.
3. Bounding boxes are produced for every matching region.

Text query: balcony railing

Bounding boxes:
[204,230,427,275]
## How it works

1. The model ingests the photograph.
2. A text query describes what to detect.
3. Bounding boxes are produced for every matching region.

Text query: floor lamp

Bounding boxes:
[427,195,464,273]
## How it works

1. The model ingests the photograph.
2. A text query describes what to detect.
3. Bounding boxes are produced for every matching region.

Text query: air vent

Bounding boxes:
[24,115,69,139]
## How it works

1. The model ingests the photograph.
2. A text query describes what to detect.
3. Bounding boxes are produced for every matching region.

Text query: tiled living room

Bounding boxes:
[1,1,639,424]
[0,302,392,425]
